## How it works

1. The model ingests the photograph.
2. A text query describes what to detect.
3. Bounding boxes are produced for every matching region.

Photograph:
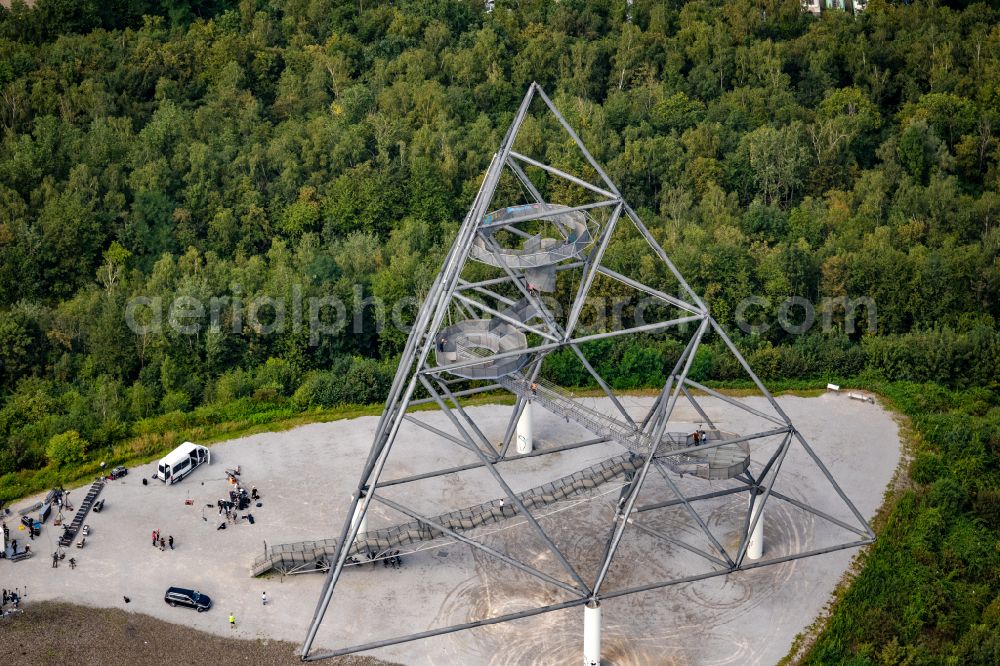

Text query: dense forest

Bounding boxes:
[1,0,999,662]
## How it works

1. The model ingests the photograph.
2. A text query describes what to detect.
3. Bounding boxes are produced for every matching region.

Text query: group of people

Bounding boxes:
[50,487,67,510]
[380,550,404,569]
[19,515,39,539]
[50,549,75,569]
[216,470,259,529]
[217,501,251,528]
[1,588,22,615]
[691,428,710,445]
[2,520,30,559]
[355,547,404,569]
[151,529,174,551]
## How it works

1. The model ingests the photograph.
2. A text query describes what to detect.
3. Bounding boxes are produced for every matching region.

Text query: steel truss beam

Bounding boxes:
[302,530,874,661]
[373,493,583,596]
[299,84,875,661]
[570,343,636,427]
[595,264,702,315]
[479,198,619,230]
[499,355,545,458]
[301,82,539,658]
[376,435,610,489]
[420,375,592,595]
[455,260,584,292]
[509,151,617,199]
[424,314,703,377]
[652,459,734,566]
[566,203,623,337]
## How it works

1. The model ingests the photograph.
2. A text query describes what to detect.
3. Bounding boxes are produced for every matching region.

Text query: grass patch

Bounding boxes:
[794,381,1000,664]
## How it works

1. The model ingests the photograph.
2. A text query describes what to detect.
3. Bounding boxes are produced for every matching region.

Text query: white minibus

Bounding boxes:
[157,442,210,484]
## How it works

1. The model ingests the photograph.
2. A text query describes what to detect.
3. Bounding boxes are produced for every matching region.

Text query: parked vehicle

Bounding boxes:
[156,442,210,485]
[164,587,212,612]
[109,466,128,480]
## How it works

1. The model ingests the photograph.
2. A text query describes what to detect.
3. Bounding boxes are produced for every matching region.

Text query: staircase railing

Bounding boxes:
[251,453,641,577]
[58,479,104,547]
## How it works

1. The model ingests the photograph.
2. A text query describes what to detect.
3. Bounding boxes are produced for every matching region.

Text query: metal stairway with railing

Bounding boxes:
[496,373,750,482]
[251,453,641,577]
[58,478,104,547]
[434,276,749,483]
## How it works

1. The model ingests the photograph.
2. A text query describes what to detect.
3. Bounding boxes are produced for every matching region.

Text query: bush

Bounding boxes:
[292,372,335,409]
[951,623,1000,665]
[863,326,1000,388]
[687,346,713,383]
[213,369,255,403]
[748,345,781,380]
[91,417,128,449]
[928,476,968,516]
[342,358,391,405]
[910,452,944,485]
[542,348,591,387]
[46,430,88,468]
[255,358,298,396]
[160,390,191,413]
[617,346,665,389]
[973,488,1000,529]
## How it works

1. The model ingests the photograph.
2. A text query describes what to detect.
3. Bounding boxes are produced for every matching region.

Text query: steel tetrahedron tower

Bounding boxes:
[297,84,875,661]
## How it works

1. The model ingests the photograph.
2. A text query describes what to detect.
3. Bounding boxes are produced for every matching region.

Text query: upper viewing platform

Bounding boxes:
[470,203,595,270]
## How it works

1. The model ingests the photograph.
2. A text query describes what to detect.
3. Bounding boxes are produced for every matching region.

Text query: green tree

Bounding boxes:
[46,429,87,467]
[741,122,809,206]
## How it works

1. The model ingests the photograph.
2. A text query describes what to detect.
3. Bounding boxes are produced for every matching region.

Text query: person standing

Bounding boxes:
[261,591,267,606]
[168,535,174,550]
[159,537,165,551]
[229,612,236,629]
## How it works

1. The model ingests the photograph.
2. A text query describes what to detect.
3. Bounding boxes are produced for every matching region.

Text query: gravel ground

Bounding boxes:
[0,600,393,666]
[1,393,900,664]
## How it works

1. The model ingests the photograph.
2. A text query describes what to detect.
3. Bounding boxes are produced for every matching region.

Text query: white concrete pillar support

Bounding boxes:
[747,488,763,561]
[350,491,368,542]
[583,600,601,666]
[516,400,533,454]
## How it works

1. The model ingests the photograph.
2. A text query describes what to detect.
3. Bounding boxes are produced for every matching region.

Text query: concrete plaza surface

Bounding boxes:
[1,392,900,665]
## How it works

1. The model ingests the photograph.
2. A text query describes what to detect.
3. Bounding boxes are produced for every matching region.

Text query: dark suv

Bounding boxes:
[164,587,212,612]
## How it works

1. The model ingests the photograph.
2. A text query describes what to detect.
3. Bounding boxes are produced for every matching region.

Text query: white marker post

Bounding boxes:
[583,600,601,666]
[350,491,368,542]
[516,400,533,454]
[747,488,763,561]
